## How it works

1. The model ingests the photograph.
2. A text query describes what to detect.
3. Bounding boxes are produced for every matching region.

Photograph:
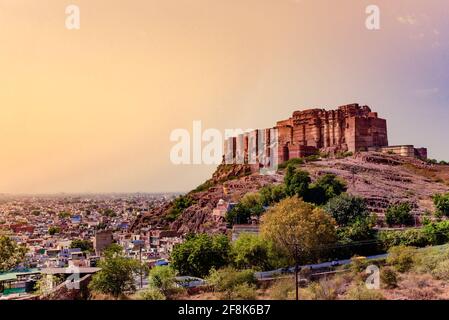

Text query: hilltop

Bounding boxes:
[131,152,449,233]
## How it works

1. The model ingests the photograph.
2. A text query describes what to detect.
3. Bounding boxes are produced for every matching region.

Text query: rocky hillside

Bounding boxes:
[131,152,449,234]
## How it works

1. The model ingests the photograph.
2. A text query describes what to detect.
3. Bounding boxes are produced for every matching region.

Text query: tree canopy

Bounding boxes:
[261,197,337,264]
[88,244,141,298]
[170,233,231,278]
[0,236,28,272]
[325,193,370,226]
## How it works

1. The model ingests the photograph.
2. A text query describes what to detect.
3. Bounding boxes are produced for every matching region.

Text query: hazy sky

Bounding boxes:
[0,0,448,193]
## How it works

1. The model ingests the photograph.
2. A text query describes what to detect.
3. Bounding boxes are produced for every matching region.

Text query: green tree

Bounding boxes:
[261,197,337,265]
[385,203,414,227]
[239,192,265,216]
[58,211,71,219]
[386,246,416,272]
[232,234,272,271]
[337,215,377,242]
[146,266,179,298]
[325,194,370,226]
[170,233,231,278]
[259,184,286,206]
[88,245,141,298]
[70,239,94,253]
[165,195,195,222]
[101,209,117,217]
[284,165,311,198]
[225,203,251,225]
[433,193,449,217]
[226,193,266,225]
[48,226,61,235]
[0,236,28,272]
[306,174,347,205]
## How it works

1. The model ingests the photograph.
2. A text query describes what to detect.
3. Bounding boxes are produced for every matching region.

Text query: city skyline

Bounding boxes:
[1,0,448,193]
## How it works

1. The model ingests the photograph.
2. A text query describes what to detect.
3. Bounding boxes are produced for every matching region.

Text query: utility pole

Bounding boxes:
[287,242,301,301]
[294,244,299,301]
[139,244,143,289]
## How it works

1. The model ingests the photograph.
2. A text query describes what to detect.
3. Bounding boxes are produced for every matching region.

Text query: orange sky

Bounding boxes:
[0,0,448,193]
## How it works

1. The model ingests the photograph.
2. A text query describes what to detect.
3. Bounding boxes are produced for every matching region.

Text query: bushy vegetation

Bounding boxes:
[381,267,398,289]
[385,203,414,227]
[284,165,347,205]
[433,193,449,217]
[192,180,215,193]
[258,184,287,206]
[48,226,61,235]
[171,233,231,278]
[139,266,184,300]
[89,245,142,298]
[70,239,94,253]
[231,233,285,271]
[0,236,27,272]
[165,195,196,222]
[207,267,257,300]
[325,194,370,226]
[278,158,304,169]
[261,197,337,265]
[386,246,417,272]
[378,228,429,248]
[344,284,385,300]
[225,192,265,225]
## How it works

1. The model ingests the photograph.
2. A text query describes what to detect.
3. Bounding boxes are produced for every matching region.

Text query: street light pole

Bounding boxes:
[292,243,300,301]
[139,245,143,289]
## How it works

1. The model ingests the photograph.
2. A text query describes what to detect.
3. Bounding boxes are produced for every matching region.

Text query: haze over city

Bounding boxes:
[1,0,448,193]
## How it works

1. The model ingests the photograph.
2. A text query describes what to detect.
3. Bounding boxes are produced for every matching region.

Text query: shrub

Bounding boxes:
[207,267,256,300]
[433,193,449,217]
[306,174,347,205]
[431,259,449,280]
[385,203,414,227]
[303,276,346,300]
[325,194,370,226]
[193,180,215,193]
[278,158,304,169]
[413,245,449,274]
[207,267,256,292]
[270,278,296,300]
[259,184,286,206]
[165,195,195,222]
[140,288,166,300]
[345,285,385,300]
[232,234,272,271]
[148,266,177,296]
[336,151,353,159]
[337,216,377,242]
[387,246,417,272]
[381,267,398,289]
[230,283,257,300]
[305,155,320,162]
[226,203,251,225]
[378,229,430,249]
[171,233,231,278]
[48,226,61,235]
[284,165,311,198]
[422,220,449,245]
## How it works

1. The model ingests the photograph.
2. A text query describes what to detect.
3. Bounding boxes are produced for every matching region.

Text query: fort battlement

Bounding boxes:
[223,103,427,169]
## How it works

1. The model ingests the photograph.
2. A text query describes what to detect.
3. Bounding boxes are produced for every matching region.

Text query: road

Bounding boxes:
[255,253,388,279]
